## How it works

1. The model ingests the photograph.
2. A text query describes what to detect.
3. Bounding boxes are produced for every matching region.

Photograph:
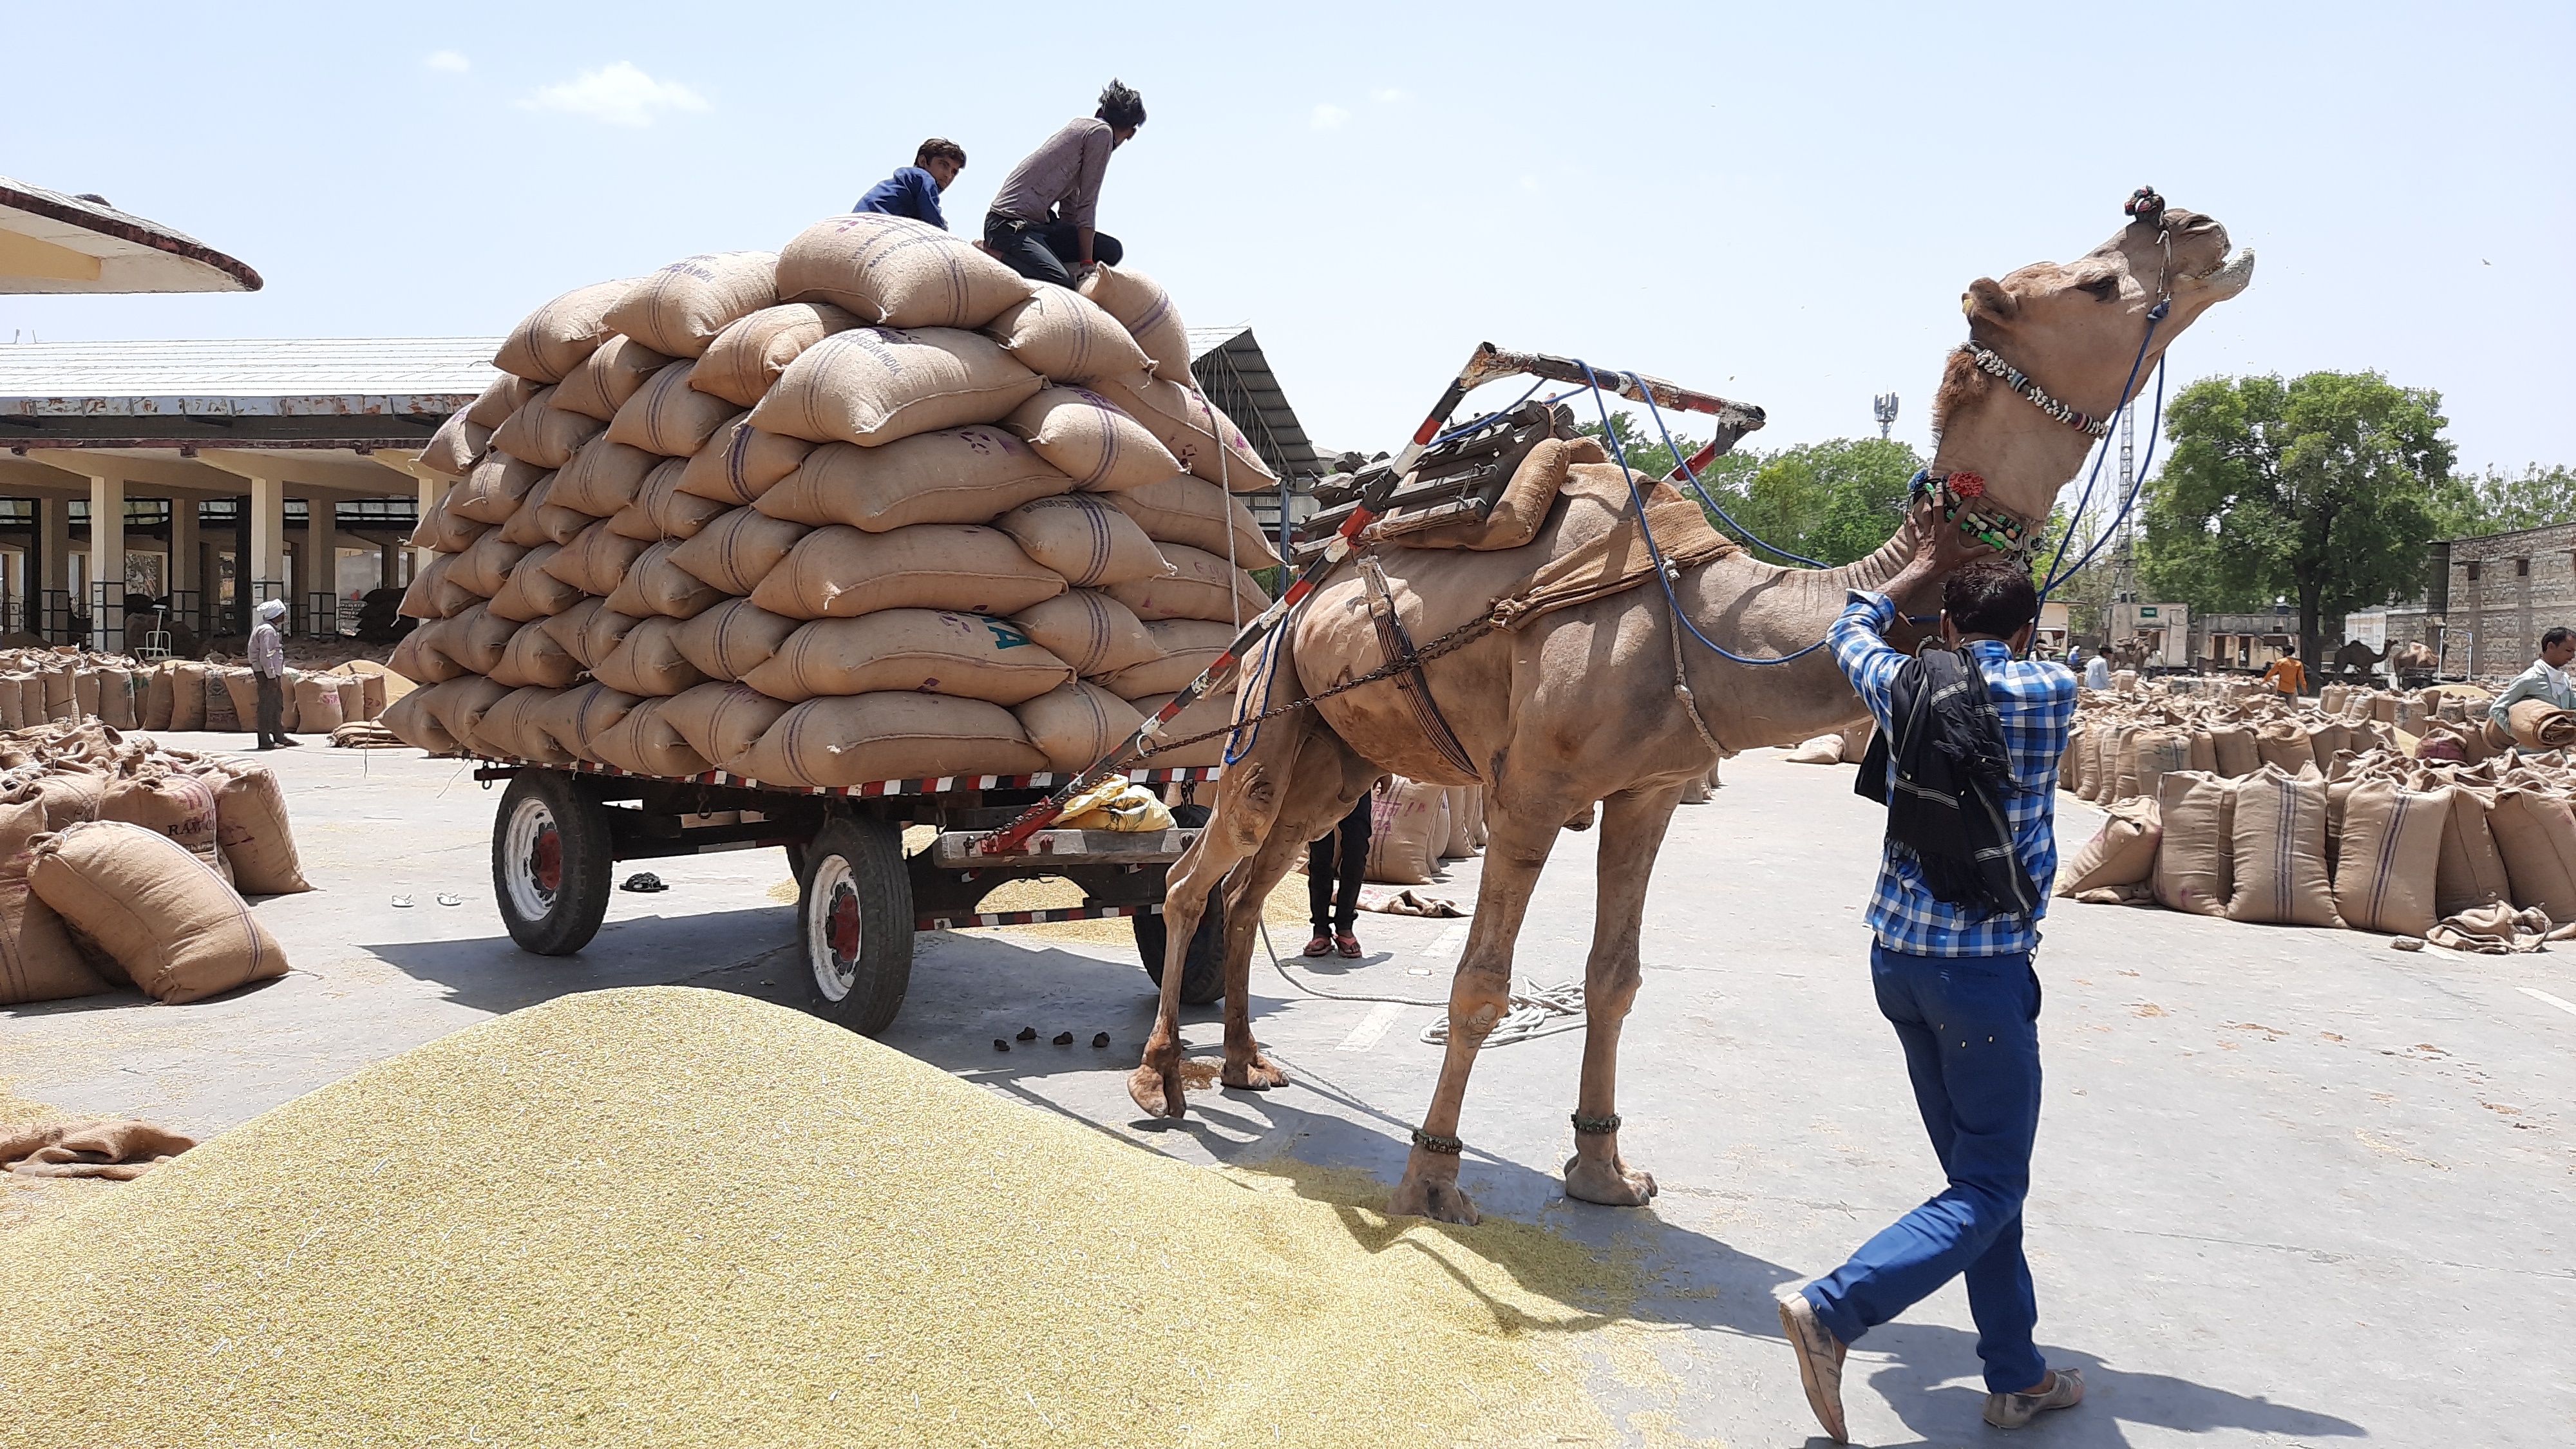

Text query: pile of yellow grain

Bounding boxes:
[0,988,1632,1446]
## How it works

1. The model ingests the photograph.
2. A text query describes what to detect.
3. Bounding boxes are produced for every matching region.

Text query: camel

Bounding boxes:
[2332,638,2391,681]
[2389,639,2441,681]
[1132,202,2255,1224]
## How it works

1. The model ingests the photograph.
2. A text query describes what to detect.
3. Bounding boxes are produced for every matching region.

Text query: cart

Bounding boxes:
[471,756,1229,1035]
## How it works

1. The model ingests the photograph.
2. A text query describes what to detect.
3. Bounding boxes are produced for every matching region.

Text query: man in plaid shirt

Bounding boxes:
[1778,507,2085,1440]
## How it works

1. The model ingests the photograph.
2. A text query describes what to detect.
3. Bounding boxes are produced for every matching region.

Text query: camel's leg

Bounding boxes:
[1213,731,1379,1091]
[1127,708,1311,1121]
[1387,797,1573,1226]
[1562,781,1687,1208]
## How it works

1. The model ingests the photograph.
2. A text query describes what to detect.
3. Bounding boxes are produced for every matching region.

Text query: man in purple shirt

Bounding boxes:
[983,80,1145,287]
[855,138,965,230]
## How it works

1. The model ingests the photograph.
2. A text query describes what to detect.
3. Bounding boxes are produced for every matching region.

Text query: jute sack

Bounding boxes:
[1095,618,1230,697]
[495,473,594,550]
[437,605,518,676]
[2154,771,2235,916]
[489,621,585,689]
[533,683,640,762]
[982,287,1151,386]
[169,662,207,731]
[419,676,515,755]
[669,508,811,596]
[2332,777,2450,935]
[1123,689,1238,770]
[588,697,713,778]
[1003,384,1182,491]
[775,213,1035,330]
[692,301,860,408]
[142,667,175,732]
[2057,795,2163,895]
[1085,371,1280,492]
[31,769,104,833]
[2485,788,2576,923]
[674,598,801,683]
[591,616,708,697]
[1013,681,1142,772]
[1364,777,1448,886]
[1104,474,1283,569]
[564,602,641,672]
[389,627,463,686]
[1104,542,1266,623]
[550,334,673,423]
[2107,723,2147,799]
[1785,736,1845,765]
[494,278,631,384]
[291,677,346,734]
[634,457,729,540]
[473,687,575,765]
[410,487,482,553]
[487,544,582,622]
[748,524,1065,621]
[730,692,1046,788]
[488,386,603,470]
[2307,721,2354,766]
[743,609,1075,706]
[676,415,817,506]
[552,435,661,516]
[2058,724,2088,797]
[466,373,537,428]
[751,327,1045,449]
[2124,730,2191,808]
[450,451,547,526]
[2506,699,2576,751]
[97,667,138,731]
[2434,784,2514,918]
[990,493,1173,587]
[606,360,740,459]
[448,529,530,598]
[605,540,726,621]
[381,687,457,753]
[0,786,103,1005]
[99,772,226,883]
[30,820,287,1005]
[605,251,779,358]
[659,681,793,772]
[2207,723,2259,778]
[420,410,489,478]
[337,675,368,724]
[752,428,1072,531]
[0,672,27,730]
[546,520,653,596]
[2186,729,2219,773]
[2226,766,2344,927]
[72,670,102,724]
[1444,786,1482,858]
[1076,263,1191,381]
[218,669,260,732]
[1009,590,1162,677]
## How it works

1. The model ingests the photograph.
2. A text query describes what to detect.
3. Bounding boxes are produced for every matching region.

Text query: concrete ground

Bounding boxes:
[5,736,2571,1446]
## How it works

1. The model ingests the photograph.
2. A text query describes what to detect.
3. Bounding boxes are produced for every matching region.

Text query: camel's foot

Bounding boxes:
[1388,1168,1481,1225]
[1562,1151,1658,1207]
[1221,1050,1289,1091]
[1126,1063,1187,1119]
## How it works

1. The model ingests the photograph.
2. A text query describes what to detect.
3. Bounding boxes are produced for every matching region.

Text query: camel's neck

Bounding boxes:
[1927,363,2107,535]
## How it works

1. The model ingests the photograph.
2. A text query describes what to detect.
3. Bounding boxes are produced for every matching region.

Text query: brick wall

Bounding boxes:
[2447,523,2576,676]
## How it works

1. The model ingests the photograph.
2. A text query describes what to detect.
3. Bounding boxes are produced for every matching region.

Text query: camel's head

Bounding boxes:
[1941,198,2254,525]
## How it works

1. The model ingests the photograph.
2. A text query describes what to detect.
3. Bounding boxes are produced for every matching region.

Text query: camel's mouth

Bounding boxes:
[2189,247,2256,298]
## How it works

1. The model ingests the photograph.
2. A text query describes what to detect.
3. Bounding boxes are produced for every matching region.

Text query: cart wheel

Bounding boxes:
[493,770,612,956]
[799,817,913,1036]
[1133,803,1224,1005]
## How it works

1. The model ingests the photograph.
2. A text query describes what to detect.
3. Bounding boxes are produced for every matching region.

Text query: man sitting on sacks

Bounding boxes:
[2487,626,2576,729]
[855,138,967,230]
[983,80,1145,289]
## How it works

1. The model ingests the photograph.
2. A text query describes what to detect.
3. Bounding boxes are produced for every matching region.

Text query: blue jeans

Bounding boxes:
[1804,943,2047,1394]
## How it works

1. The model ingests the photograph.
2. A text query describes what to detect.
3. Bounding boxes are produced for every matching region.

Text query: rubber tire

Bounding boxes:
[492,770,614,956]
[1134,803,1224,1005]
[799,816,915,1036]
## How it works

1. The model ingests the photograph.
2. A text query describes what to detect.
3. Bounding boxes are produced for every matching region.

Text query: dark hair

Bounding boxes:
[915,137,965,167]
[1943,560,2038,639]
[2546,627,2574,650]
[1097,79,1146,131]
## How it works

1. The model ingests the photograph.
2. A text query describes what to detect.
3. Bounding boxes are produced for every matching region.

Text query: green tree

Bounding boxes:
[2429,464,2576,538]
[1725,438,1925,566]
[2136,371,2455,668]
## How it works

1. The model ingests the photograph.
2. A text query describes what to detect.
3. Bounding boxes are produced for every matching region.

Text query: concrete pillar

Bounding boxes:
[414,471,443,579]
[37,497,68,593]
[249,474,285,617]
[377,535,402,590]
[305,496,337,638]
[88,473,124,651]
[168,496,198,596]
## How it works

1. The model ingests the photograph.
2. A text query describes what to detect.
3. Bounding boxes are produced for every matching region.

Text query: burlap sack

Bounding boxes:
[673,598,801,683]
[389,628,463,686]
[336,675,367,724]
[668,508,811,596]
[606,360,740,459]
[473,687,574,765]
[2209,723,2260,779]
[659,681,793,772]
[419,676,514,754]
[1095,618,1231,697]
[466,374,536,429]
[218,668,260,732]
[169,661,207,731]
[0,786,103,1005]
[605,251,779,358]
[72,670,102,723]
[1103,543,1266,623]
[488,386,603,470]
[982,287,1152,386]
[450,450,547,526]
[753,327,1045,450]
[549,334,673,423]
[395,553,463,620]
[552,435,661,516]
[448,529,531,597]
[2251,720,2318,778]
[748,524,1065,621]
[2154,771,2235,916]
[1085,370,1280,491]
[743,609,1074,706]
[2320,683,2349,715]
[2330,777,2450,935]
[291,676,346,735]
[619,459,721,541]
[1365,777,1449,886]
[141,667,175,732]
[561,603,640,672]
[494,279,630,383]
[606,540,726,621]
[2434,784,2514,918]
[1104,473,1284,569]
[775,213,1035,330]
[1444,786,1482,858]
[487,544,582,622]
[691,301,860,408]
[591,616,707,698]
[546,521,653,597]
[676,415,817,506]
[752,428,1073,532]
[1784,736,1845,765]
[489,620,585,689]
[2506,699,2576,751]
[588,697,714,778]
[990,493,1173,587]
[1012,681,1142,772]
[533,683,640,761]
[1002,384,1183,492]
[409,488,480,553]
[31,769,104,833]
[0,673,28,730]
[381,687,457,753]
[2058,724,2088,797]
[496,473,591,549]
[1009,590,1163,677]
[730,692,1046,788]
[2485,788,2576,923]
[2124,730,2190,808]
[1123,689,1238,769]
[435,606,518,676]
[1076,263,1191,381]
[96,667,137,731]
[2226,766,2343,927]
[2185,729,2218,773]
[419,409,489,478]
[96,771,225,885]
[2057,795,2162,895]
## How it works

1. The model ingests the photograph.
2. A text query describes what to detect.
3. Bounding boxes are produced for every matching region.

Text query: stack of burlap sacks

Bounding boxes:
[0,722,303,1007]
[384,215,1283,785]
[2056,680,2576,942]
[0,647,391,739]
[1359,778,1488,886]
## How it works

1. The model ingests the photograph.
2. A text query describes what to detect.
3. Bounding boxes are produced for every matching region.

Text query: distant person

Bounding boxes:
[854,138,967,230]
[1304,794,1374,960]
[2262,644,2307,698]
[984,80,1145,288]
[2488,627,2576,727]
[2082,651,2111,692]
[2064,644,2083,672]
[250,599,294,750]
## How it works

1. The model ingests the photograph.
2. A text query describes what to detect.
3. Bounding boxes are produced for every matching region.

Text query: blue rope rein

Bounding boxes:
[2038,355,2168,594]
[2035,300,2167,597]
[1626,374,1831,569]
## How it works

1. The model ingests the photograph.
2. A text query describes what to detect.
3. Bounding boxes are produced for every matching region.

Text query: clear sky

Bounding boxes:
[6,1,2569,486]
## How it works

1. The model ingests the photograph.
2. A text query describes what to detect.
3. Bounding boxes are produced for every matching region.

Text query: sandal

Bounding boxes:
[1302,933,1334,958]
[1335,932,1362,958]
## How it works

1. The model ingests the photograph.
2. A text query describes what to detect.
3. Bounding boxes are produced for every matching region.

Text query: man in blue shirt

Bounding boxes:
[855,138,966,230]
[1778,509,2085,1441]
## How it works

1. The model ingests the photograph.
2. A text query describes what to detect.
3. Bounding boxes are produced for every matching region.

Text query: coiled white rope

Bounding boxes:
[1418,980,1587,1048]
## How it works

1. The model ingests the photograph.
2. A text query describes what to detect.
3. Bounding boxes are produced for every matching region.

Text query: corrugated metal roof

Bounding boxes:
[1185,325,1323,481]
[0,337,499,417]
[0,176,263,294]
